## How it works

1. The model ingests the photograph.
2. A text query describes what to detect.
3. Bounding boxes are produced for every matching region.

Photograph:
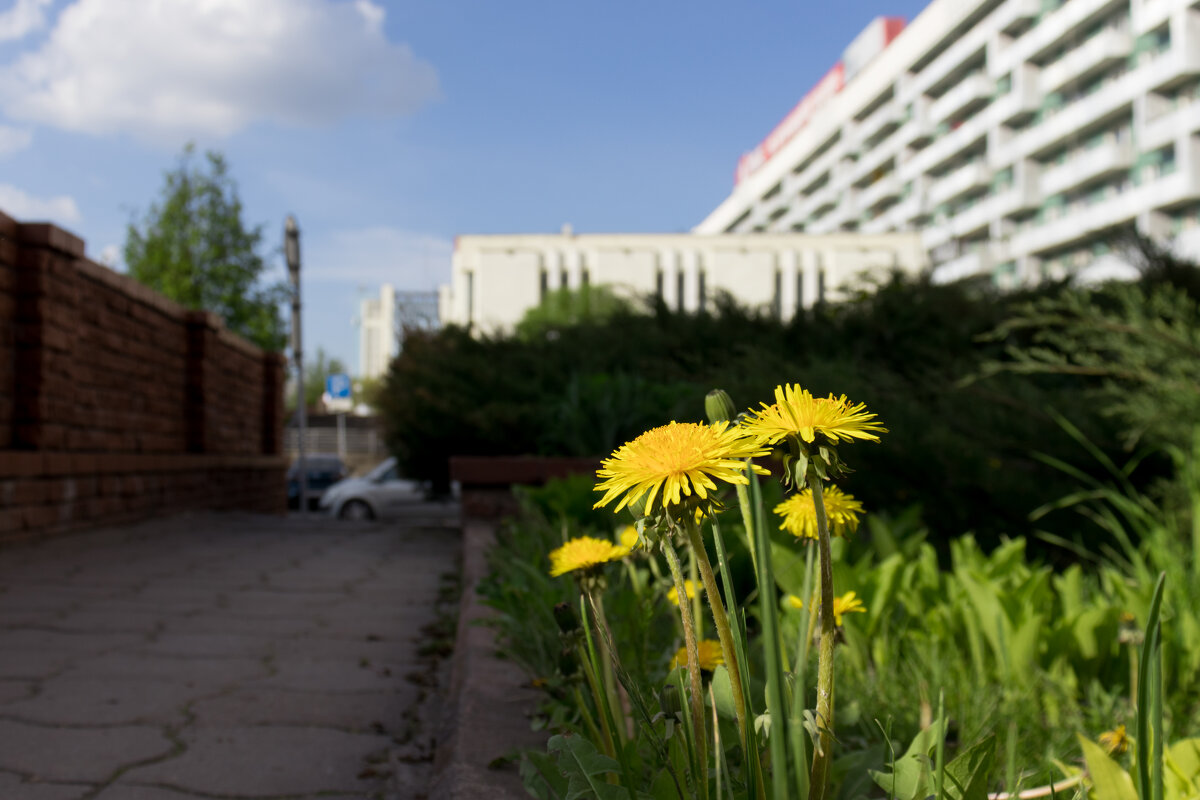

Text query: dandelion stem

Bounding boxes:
[735,482,760,575]
[663,535,709,799]
[808,471,837,800]
[684,515,748,742]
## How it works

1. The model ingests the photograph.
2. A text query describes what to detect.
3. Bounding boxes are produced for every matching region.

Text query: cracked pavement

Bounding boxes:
[0,507,462,800]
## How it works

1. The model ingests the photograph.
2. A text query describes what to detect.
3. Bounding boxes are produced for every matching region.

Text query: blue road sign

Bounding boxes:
[326,373,352,399]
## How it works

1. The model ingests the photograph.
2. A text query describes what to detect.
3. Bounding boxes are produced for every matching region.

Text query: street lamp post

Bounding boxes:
[285,215,307,517]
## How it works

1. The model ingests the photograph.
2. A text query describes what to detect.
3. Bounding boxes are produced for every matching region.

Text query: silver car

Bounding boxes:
[318,457,427,520]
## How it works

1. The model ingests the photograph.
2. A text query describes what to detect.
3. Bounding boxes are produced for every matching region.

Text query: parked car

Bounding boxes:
[287,454,348,511]
[319,457,426,520]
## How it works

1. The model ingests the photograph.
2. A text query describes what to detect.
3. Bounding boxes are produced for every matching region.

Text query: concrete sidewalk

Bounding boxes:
[0,507,461,800]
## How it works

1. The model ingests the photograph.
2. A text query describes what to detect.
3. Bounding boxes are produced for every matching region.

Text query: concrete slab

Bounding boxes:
[0,773,90,800]
[0,678,35,704]
[0,648,80,679]
[56,653,269,685]
[0,719,175,783]
[1,675,199,726]
[92,787,211,800]
[189,686,418,731]
[116,726,391,797]
[0,511,461,797]
[133,632,274,659]
[247,655,420,693]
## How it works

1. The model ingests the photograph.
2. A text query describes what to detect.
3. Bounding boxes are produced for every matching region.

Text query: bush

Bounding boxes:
[380,272,1129,546]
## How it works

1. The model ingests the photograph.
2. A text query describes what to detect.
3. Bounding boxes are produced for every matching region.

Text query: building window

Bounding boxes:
[560,269,568,289]
[817,269,826,304]
[539,269,548,302]
[796,269,804,312]
[465,271,474,323]
[772,269,782,318]
[581,268,590,287]
[676,271,685,312]
[698,270,707,312]
[655,269,664,301]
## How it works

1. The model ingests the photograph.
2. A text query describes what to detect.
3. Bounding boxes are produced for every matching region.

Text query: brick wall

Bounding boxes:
[0,209,287,543]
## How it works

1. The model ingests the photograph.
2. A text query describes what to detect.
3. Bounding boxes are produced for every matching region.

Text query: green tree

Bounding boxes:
[125,144,287,351]
[286,347,349,411]
[514,284,635,339]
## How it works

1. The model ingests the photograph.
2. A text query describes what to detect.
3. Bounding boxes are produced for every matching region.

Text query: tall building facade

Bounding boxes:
[696,0,1200,285]
[438,231,925,331]
[359,286,441,379]
[358,284,395,380]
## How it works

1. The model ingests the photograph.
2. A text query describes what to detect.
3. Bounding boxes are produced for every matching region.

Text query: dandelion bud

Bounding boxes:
[705,389,737,424]
[553,602,578,635]
[660,684,682,717]
[557,646,578,677]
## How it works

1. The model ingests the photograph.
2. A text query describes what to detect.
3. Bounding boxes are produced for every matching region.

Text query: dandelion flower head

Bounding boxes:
[1099,724,1129,756]
[774,485,864,540]
[594,421,769,516]
[618,525,640,550]
[831,591,866,626]
[742,384,886,446]
[669,639,724,672]
[548,535,630,578]
[667,580,700,606]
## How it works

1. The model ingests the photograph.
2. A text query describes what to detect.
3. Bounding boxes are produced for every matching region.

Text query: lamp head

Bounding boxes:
[284,215,300,278]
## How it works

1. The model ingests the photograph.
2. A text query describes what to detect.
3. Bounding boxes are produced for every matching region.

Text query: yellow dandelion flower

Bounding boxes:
[774,485,864,540]
[593,421,770,516]
[741,384,886,446]
[548,536,630,577]
[784,594,805,610]
[667,580,700,606]
[669,639,724,671]
[831,591,866,626]
[617,525,640,551]
[1099,724,1129,756]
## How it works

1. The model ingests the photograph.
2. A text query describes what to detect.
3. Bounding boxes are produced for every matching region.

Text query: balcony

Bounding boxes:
[919,111,991,175]
[990,78,1040,125]
[930,73,992,126]
[894,102,933,150]
[1040,28,1133,95]
[1011,172,1190,256]
[795,185,838,223]
[949,197,996,238]
[858,99,902,148]
[858,174,903,211]
[992,179,1042,217]
[922,222,954,252]
[1012,70,1138,160]
[889,184,929,226]
[1142,102,1200,151]
[933,245,995,283]
[1039,138,1133,196]
[1016,0,1126,65]
[993,0,1040,36]
[928,160,991,207]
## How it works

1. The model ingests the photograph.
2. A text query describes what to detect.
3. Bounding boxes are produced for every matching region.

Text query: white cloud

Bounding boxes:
[0,123,32,155]
[99,243,119,267]
[0,183,81,224]
[306,226,452,289]
[0,0,439,142]
[0,0,51,42]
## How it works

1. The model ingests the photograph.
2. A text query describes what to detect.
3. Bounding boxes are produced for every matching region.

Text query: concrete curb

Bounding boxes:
[431,518,545,799]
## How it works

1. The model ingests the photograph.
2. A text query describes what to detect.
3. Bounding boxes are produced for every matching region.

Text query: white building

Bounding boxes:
[358,284,395,380]
[438,230,926,332]
[696,0,1200,285]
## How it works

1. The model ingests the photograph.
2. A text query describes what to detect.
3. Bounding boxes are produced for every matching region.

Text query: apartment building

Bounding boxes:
[438,229,925,331]
[696,0,1200,285]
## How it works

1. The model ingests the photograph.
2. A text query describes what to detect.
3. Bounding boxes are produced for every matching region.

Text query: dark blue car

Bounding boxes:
[287,454,348,510]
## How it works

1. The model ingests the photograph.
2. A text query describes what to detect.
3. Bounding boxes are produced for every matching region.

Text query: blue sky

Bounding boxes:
[0,0,929,372]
